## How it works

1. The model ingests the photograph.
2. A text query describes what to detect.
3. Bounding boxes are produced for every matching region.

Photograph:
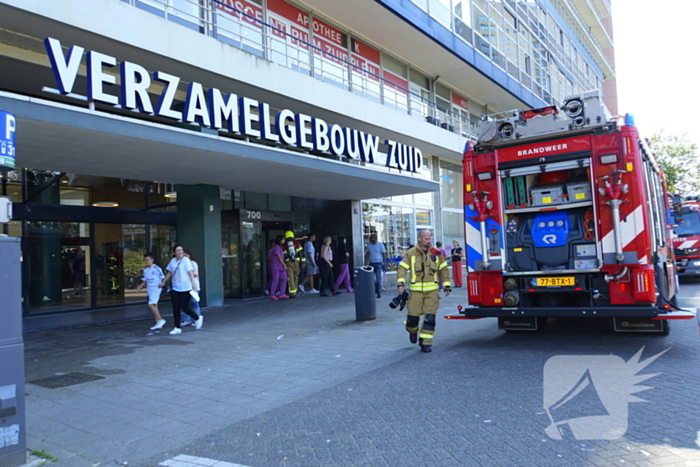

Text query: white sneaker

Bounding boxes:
[264,289,270,296]
[150,319,166,330]
[195,315,204,330]
[169,328,182,335]
[310,289,318,294]
[298,285,306,294]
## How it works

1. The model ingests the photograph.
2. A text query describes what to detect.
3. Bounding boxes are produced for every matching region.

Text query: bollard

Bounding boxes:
[354,266,377,321]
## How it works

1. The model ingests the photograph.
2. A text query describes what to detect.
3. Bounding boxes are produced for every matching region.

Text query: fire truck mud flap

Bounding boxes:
[614,307,695,334]
[497,317,542,331]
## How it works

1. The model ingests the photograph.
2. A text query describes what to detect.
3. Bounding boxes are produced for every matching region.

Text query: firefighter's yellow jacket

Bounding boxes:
[397,245,451,292]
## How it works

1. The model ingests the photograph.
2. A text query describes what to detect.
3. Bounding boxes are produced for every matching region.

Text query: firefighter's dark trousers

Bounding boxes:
[405,290,440,346]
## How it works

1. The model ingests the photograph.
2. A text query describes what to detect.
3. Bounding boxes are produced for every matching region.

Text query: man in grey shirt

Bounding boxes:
[364,234,387,298]
[301,233,319,293]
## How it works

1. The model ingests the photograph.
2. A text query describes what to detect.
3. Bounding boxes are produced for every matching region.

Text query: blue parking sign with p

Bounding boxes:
[1,110,16,169]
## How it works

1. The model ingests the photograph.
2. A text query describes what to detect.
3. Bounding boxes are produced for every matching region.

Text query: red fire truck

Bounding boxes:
[672,195,700,277]
[447,91,695,334]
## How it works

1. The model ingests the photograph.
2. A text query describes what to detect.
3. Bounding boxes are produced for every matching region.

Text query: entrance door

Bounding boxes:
[241,220,263,297]
[222,210,241,298]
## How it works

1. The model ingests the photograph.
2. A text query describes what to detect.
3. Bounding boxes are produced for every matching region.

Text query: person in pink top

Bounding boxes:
[268,235,289,300]
[318,235,341,297]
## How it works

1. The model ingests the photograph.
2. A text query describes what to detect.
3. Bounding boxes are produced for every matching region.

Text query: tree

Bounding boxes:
[648,130,700,194]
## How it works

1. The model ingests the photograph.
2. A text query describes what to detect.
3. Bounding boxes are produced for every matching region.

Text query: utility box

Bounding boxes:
[566,181,592,203]
[0,237,25,467]
[531,184,565,206]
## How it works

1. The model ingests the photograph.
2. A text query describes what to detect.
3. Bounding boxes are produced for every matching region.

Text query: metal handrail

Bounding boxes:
[120,0,476,138]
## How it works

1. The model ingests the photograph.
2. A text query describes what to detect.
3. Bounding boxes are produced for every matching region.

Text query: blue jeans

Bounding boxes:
[370,262,383,295]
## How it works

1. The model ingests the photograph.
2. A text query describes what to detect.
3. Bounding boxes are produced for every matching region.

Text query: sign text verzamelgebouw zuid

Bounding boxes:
[43,37,423,173]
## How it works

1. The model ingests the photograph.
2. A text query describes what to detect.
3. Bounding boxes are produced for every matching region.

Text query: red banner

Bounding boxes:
[351,38,380,81]
[312,17,347,64]
[383,71,408,94]
[216,0,263,29]
[451,92,468,110]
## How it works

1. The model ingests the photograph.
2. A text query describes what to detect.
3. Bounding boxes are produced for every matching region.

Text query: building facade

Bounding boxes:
[0,0,615,329]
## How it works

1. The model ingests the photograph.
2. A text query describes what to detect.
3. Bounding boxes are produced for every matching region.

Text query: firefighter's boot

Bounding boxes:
[406,315,419,344]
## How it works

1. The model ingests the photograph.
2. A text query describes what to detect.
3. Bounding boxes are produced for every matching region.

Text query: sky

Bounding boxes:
[612,0,700,148]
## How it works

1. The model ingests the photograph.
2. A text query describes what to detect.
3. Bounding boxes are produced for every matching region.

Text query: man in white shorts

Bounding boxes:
[137,252,166,330]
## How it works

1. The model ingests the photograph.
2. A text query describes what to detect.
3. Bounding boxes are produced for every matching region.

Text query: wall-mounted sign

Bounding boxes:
[0,110,16,169]
[43,37,423,173]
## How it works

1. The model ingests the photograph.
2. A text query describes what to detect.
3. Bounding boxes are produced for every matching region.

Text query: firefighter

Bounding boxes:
[283,230,306,298]
[396,230,451,353]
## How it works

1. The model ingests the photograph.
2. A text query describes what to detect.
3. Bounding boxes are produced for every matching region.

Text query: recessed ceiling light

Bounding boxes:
[92,201,119,207]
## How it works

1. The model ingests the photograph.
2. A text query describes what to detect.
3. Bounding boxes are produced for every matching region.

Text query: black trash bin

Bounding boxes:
[354,266,377,321]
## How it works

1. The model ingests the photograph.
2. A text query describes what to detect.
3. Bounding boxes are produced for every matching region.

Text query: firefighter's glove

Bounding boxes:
[389,291,410,311]
[444,287,452,297]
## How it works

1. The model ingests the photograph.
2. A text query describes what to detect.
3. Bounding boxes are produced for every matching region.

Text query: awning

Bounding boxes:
[0,92,439,201]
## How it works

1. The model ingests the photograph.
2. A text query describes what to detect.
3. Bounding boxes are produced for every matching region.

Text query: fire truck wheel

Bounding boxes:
[660,320,670,336]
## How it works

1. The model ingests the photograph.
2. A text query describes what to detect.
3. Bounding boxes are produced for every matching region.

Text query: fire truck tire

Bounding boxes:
[660,320,670,336]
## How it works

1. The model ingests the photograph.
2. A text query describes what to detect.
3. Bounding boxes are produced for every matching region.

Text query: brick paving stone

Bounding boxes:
[23,290,700,467]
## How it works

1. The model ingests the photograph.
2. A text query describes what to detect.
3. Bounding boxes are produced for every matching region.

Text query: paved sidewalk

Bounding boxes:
[22,290,469,466]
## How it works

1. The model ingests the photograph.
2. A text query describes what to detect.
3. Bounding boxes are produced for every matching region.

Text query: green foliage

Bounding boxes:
[648,130,700,194]
[30,450,58,462]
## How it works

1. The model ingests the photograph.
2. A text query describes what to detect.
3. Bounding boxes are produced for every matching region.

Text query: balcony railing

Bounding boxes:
[119,0,476,140]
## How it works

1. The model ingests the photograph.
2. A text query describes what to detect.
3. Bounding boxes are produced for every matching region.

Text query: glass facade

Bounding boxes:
[362,191,434,272]
[5,169,178,317]
[410,0,606,105]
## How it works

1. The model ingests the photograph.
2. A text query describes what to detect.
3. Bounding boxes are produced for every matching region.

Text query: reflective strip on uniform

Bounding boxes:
[399,261,410,269]
[397,279,406,285]
[419,333,433,339]
[443,282,452,288]
[410,256,417,283]
[438,262,448,270]
[409,283,439,292]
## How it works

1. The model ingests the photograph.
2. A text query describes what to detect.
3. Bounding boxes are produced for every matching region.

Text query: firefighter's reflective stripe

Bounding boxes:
[410,256,417,283]
[419,333,433,339]
[438,262,448,270]
[408,282,439,292]
[399,261,410,269]
[442,281,452,288]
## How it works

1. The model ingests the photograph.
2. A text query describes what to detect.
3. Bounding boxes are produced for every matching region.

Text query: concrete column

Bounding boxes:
[176,184,223,308]
[351,200,363,268]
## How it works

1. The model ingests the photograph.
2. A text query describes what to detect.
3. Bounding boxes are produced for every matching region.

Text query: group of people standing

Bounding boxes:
[266,232,354,299]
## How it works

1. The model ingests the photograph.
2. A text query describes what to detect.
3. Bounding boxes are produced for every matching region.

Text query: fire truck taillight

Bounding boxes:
[600,154,618,164]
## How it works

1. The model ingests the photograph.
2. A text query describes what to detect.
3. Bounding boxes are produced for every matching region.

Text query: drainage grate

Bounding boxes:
[28,372,105,389]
